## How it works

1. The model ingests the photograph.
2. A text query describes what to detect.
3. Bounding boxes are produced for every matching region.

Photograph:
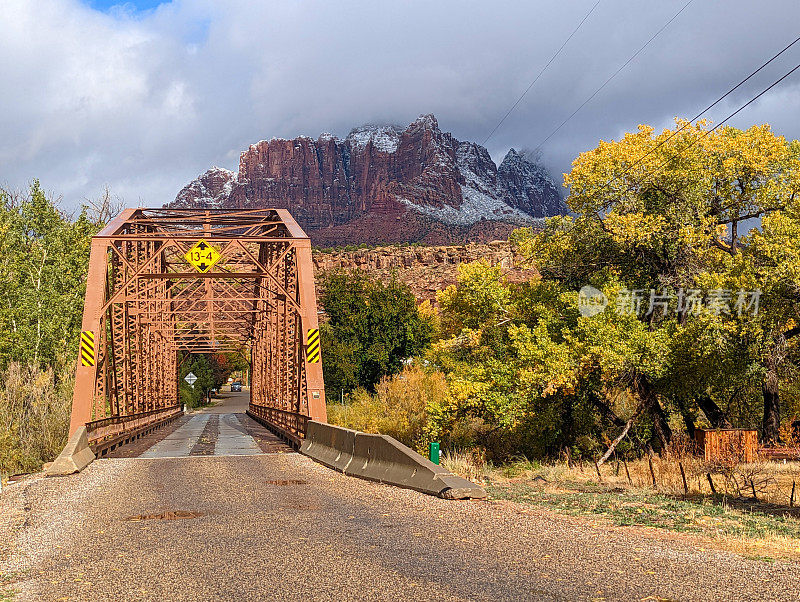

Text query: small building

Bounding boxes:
[694,428,758,463]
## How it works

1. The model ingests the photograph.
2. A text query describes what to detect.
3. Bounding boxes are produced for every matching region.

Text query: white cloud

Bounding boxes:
[1,0,799,208]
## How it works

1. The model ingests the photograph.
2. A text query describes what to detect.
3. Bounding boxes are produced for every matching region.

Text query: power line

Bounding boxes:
[534,0,694,153]
[482,0,602,146]
[710,62,800,132]
[620,59,800,194]
[623,34,800,174]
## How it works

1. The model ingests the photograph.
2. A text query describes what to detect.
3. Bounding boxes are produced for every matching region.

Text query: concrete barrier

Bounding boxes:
[300,421,357,472]
[46,426,96,476]
[301,421,486,499]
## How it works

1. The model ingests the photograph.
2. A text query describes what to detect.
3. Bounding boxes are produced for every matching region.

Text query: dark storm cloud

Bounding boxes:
[1,0,799,207]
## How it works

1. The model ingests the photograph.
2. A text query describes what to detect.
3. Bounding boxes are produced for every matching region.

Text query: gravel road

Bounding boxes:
[2,448,800,601]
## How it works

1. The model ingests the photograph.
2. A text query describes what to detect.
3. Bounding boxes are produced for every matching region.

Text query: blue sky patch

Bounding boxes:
[88,1,168,13]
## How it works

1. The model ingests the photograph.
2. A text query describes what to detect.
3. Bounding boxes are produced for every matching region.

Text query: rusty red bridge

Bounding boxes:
[69,208,326,455]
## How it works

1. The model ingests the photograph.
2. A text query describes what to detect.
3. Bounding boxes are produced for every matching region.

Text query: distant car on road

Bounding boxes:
[231,382,242,392]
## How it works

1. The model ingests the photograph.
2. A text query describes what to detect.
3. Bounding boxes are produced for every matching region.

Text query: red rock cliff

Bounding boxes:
[171,114,565,246]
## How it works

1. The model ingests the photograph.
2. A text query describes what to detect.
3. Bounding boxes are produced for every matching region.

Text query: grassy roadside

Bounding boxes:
[444,454,800,561]
[0,572,17,601]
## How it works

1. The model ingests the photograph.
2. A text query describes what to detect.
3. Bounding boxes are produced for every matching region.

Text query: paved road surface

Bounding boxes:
[105,391,291,459]
[1,394,799,600]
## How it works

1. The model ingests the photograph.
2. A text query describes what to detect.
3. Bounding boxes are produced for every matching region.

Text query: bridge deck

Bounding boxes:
[105,391,292,458]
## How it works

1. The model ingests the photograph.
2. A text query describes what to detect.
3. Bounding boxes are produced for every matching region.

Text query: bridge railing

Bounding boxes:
[247,404,309,448]
[86,405,183,455]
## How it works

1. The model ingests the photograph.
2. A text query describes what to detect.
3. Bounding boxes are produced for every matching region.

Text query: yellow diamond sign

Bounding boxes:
[184,239,221,273]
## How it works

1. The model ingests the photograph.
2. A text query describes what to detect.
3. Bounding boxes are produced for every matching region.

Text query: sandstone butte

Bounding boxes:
[171,114,566,247]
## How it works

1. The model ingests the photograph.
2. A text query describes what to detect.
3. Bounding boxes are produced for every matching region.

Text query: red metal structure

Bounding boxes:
[69,208,326,452]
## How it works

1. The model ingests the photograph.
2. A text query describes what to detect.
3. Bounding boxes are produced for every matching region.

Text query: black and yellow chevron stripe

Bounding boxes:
[306,328,320,364]
[80,330,95,367]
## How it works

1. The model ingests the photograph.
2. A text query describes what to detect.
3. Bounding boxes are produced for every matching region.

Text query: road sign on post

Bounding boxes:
[184,372,198,388]
[184,239,221,273]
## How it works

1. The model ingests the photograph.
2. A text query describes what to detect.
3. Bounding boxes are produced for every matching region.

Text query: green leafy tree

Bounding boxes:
[0,181,100,368]
[179,354,214,407]
[319,270,432,398]
[428,262,670,459]
[513,120,800,445]
[429,120,800,458]
[437,260,511,334]
[0,182,114,472]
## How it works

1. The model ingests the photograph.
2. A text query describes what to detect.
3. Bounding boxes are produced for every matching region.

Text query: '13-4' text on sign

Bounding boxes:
[184,240,221,273]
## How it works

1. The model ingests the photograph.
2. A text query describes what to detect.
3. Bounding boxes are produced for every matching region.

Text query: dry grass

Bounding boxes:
[442,449,800,561]
[440,449,493,483]
[0,362,73,477]
[479,454,800,508]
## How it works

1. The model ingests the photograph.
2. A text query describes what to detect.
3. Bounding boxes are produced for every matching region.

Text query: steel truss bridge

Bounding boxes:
[69,208,326,453]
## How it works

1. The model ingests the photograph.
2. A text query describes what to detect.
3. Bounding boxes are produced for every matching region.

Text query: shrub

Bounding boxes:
[0,362,72,475]
[327,365,446,452]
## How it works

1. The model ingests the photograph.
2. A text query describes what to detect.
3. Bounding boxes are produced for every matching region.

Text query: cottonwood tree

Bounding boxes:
[516,120,800,446]
[427,121,800,458]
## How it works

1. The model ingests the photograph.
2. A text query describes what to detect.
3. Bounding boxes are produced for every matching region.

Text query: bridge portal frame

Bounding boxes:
[69,208,326,448]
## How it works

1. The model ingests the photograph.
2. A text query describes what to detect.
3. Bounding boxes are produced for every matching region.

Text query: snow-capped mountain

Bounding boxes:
[170,114,566,245]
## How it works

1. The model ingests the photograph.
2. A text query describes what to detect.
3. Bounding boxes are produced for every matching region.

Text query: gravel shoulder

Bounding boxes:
[1,452,799,601]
